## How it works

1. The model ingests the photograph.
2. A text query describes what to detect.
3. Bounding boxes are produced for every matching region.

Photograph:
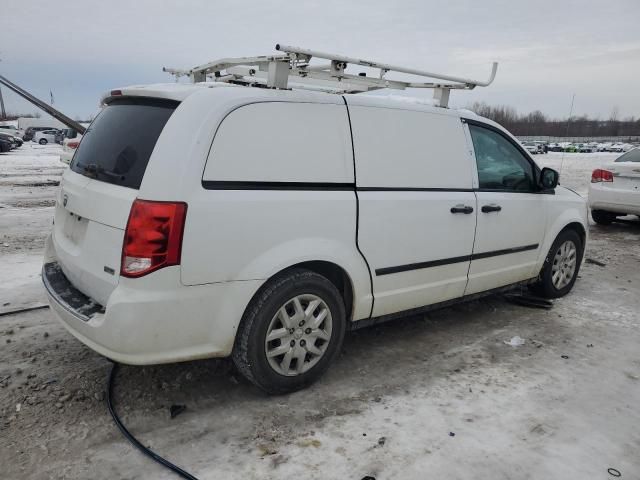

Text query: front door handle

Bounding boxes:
[481,204,502,213]
[450,204,474,214]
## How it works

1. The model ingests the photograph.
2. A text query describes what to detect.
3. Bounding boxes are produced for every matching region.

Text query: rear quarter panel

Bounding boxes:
[181,189,373,320]
[143,91,373,321]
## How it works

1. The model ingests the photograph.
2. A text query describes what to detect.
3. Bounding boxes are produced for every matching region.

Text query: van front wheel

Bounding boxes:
[232,269,346,394]
[531,229,583,298]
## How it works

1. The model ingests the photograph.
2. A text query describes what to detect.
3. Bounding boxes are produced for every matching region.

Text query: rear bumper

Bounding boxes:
[43,236,262,365]
[588,183,640,215]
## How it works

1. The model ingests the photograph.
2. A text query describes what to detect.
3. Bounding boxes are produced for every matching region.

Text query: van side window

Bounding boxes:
[469,124,535,192]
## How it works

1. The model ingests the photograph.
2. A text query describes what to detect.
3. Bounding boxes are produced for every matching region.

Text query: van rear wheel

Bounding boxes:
[232,269,346,394]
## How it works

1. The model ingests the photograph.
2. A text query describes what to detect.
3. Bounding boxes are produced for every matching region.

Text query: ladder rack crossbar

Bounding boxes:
[275,44,498,88]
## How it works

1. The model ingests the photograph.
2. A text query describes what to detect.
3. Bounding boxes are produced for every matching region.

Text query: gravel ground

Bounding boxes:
[1,145,639,479]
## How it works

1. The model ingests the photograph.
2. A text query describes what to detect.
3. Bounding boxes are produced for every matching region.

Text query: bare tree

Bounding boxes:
[466,102,639,138]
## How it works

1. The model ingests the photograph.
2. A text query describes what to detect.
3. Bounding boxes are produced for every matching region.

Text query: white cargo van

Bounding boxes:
[43,81,588,393]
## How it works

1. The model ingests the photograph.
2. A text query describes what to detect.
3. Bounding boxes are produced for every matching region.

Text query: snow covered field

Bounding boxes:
[0,144,63,315]
[535,151,621,197]
[1,146,639,479]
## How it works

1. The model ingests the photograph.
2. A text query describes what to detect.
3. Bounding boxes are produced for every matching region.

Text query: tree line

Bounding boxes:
[1,111,93,123]
[467,102,640,138]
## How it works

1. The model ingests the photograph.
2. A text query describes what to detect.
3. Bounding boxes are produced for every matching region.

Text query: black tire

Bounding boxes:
[532,229,583,299]
[39,138,47,145]
[591,209,616,225]
[232,269,346,394]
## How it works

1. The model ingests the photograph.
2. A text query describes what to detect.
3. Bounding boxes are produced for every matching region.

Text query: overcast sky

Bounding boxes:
[2,0,639,119]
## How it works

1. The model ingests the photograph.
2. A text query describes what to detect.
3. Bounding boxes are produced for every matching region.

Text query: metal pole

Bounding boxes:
[0,74,86,134]
[0,87,6,119]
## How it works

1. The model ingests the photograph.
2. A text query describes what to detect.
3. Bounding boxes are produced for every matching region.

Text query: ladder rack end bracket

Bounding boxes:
[486,62,498,86]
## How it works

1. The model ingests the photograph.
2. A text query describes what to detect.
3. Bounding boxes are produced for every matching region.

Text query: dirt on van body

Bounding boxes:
[1,146,639,479]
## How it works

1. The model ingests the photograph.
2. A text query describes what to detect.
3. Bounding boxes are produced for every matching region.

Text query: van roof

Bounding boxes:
[103,82,484,121]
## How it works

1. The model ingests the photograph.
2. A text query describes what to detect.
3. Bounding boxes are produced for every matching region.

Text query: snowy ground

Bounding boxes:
[1,146,639,479]
[535,151,621,197]
[0,143,63,315]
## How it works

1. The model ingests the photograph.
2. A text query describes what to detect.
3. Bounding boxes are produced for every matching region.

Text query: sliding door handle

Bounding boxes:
[481,204,502,213]
[450,204,474,214]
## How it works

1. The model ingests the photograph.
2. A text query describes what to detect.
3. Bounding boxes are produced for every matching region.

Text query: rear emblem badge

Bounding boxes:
[63,194,68,207]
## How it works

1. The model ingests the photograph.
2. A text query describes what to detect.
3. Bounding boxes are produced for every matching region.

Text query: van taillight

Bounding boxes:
[591,169,614,183]
[67,141,80,149]
[121,199,187,278]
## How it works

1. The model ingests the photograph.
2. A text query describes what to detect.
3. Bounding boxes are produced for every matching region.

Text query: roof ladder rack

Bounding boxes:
[163,44,498,108]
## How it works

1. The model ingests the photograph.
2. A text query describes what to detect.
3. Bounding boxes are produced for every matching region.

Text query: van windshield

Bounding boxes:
[70,98,179,189]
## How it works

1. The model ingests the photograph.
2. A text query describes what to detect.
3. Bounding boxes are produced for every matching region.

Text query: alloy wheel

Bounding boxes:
[264,294,333,376]
[551,240,577,290]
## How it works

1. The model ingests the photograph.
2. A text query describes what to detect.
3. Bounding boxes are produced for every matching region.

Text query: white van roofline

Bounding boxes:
[102,82,490,121]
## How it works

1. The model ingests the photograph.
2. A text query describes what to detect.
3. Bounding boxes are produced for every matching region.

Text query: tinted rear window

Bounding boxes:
[70,98,178,189]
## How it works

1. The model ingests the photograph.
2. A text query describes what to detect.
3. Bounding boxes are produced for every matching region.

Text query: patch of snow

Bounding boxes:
[504,336,526,347]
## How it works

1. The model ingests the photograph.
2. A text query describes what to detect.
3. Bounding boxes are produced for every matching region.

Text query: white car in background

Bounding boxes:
[521,141,539,154]
[60,135,83,164]
[33,129,59,145]
[0,125,25,138]
[608,143,626,153]
[589,148,640,224]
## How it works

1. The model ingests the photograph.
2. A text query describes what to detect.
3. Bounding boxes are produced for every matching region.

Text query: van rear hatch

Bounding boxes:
[52,97,179,306]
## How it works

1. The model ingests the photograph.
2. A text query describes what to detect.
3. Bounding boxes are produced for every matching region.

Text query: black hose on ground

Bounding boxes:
[107,362,200,480]
[0,304,49,317]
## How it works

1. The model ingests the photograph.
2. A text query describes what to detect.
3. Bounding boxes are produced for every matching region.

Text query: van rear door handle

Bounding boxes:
[450,205,474,214]
[481,204,502,213]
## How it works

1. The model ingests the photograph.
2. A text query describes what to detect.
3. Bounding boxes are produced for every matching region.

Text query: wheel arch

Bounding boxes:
[287,261,354,321]
[560,221,587,250]
[247,260,356,322]
[536,207,588,275]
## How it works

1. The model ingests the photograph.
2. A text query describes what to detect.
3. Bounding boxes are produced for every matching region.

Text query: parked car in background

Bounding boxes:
[0,132,22,149]
[548,143,563,152]
[532,141,547,153]
[0,125,25,138]
[60,134,83,164]
[586,142,599,152]
[521,141,539,154]
[33,129,60,145]
[10,135,23,148]
[0,133,15,152]
[574,143,593,153]
[589,148,640,224]
[43,83,588,394]
[608,144,625,153]
[55,128,80,145]
[24,126,61,141]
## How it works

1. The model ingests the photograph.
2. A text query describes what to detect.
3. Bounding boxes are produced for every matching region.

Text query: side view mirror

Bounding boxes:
[539,167,559,190]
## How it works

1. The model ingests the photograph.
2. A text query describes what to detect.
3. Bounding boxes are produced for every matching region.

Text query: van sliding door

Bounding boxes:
[345,98,477,318]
